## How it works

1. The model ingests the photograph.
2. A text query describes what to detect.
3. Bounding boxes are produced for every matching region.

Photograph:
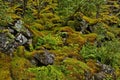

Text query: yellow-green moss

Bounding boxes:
[106,31,115,40]
[86,59,100,74]
[67,20,75,28]
[16,46,25,57]
[66,32,86,46]
[59,26,75,34]
[101,15,120,24]
[62,58,91,80]
[0,53,11,80]
[75,12,100,25]
[31,22,45,31]
[108,27,120,37]
[84,33,97,43]
[11,57,34,80]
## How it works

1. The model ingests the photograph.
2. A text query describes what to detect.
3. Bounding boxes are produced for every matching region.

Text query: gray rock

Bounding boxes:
[96,61,115,74]
[32,49,55,66]
[0,32,15,54]
[14,20,23,32]
[93,72,106,80]
[0,22,32,55]
[15,33,28,45]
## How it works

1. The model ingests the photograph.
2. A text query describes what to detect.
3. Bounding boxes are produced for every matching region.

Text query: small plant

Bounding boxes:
[80,39,120,66]
[35,34,62,49]
[28,65,65,80]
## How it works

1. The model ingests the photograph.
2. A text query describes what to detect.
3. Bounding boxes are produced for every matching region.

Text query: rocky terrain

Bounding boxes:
[0,0,120,80]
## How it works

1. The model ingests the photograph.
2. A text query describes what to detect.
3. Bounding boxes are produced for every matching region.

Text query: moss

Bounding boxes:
[63,58,90,70]
[75,12,100,25]
[108,27,120,37]
[106,31,115,40]
[16,46,25,57]
[44,13,55,19]
[61,58,91,80]
[82,16,100,25]
[0,70,12,80]
[115,66,120,78]
[84,33,97,43]
[28,65,65,80]
[49,49,67,63]
[67,21,75,28]
[86,59,100,74]
[11,57,34,80]
[10,14,21,19]
[48,44,82,64]
[0,53,12,80]
[31,22,45,31]
[66,32,86,47]
[101,15,120,25]
[51,16,62,24]
[31,29,44,37]
[59,26,75,34]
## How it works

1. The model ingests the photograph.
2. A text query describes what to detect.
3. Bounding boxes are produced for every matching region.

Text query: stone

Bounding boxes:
[95,61,116,79]
[32,49,55,66]
[93,72,106,80]
[96,61,115,74]
[23,29,33,38]
[14,20,23,32]
[15,33,28,45]
[0,32,15,54]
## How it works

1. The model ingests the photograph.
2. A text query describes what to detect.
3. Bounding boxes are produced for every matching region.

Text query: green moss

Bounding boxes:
[67,21,75,28]
[28,65,65,80]
[101,15,120,25]
[84,33,97,43]
[60,58,91,80]
[63,58,90,70]
[66,32,86,46]
[31,22,45,31]
[16,46,25,57]
[0,53,11,80]
[59,26,75,34]
[11,57,34,80]
[108,27,120,37]
[106,31,115,40]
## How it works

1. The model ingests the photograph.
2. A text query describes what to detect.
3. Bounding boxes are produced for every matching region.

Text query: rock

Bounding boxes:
[96,61,115,75]
[14,19,23,32]
[32,49,55,66]
[95,61,116,79]
[0,19,33,55]
[93,72,106,80]
[15,33,28,45]
[0,31,15,54]
[8,27,15,34]
[24,29,32,38]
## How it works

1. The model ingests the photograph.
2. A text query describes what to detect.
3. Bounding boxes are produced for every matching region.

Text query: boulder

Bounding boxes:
[31,49,55,66]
